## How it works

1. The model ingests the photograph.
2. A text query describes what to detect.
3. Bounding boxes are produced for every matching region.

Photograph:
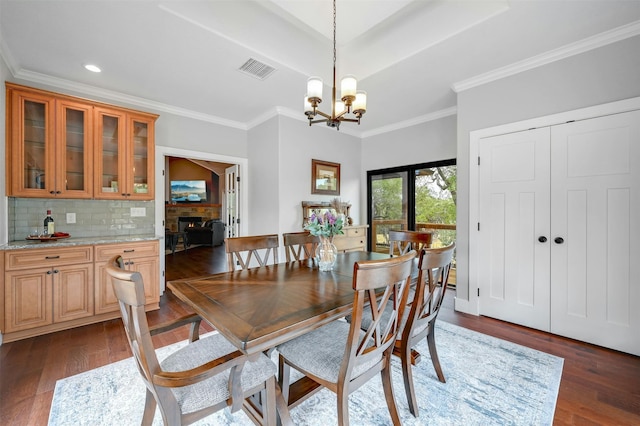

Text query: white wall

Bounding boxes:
[278,116,362,232]
[455,35,640,302]
[246,117,280,236]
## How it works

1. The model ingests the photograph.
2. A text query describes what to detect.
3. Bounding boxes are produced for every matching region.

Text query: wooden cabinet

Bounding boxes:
[2,239,159,342]
[94,108,155,200]
[94,241,159,314]
[5,82,157,200]
[333,225,368,253]
[6,84,93,198]
[4,246,94,333]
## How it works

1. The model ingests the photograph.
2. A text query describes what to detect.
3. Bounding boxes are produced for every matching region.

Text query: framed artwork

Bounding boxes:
[311,159,340,195]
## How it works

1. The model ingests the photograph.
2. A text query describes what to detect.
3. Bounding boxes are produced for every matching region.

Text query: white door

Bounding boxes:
[550,110,640,355]
[477,127,551,331]
[225,165,240,238]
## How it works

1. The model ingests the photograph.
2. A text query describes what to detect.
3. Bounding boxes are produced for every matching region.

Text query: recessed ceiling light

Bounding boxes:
[84,64,101,73]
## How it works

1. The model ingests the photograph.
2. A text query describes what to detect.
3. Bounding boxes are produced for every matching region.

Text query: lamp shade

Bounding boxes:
[307,77,323,101]
[334,100,345,115]
[353,90,367,112]
[340,75,357,98]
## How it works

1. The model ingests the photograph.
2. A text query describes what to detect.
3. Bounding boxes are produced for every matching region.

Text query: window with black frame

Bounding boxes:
[367,159,457,285]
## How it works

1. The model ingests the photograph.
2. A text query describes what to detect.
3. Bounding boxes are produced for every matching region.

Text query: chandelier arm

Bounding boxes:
[313,110,332,120]
[310,118,330,124]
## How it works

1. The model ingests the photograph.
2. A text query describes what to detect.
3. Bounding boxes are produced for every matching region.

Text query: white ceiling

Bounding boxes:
[1,0,639,137]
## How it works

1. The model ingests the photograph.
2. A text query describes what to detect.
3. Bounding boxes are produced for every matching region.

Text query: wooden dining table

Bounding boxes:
[167,250,392,421]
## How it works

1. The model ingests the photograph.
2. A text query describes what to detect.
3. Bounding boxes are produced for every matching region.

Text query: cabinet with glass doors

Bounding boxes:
[6,83,93,198]
[94,107,156,200]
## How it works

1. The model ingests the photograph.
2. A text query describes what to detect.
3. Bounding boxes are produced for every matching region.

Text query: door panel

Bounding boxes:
[478,127,551,331]
[225,165,240,238]
[550,110,640,355]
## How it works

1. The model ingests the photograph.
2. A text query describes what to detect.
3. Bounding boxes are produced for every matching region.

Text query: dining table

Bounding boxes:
[167,250,393,422]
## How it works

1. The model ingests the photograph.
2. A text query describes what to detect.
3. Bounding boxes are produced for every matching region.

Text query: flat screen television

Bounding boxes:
[170,180,207,203]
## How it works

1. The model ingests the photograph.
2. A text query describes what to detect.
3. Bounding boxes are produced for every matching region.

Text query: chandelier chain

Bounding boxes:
[333,0,337,67]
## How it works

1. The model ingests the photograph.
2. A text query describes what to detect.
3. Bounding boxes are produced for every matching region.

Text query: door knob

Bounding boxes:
[554,237,564,244]
[538,236,547,243]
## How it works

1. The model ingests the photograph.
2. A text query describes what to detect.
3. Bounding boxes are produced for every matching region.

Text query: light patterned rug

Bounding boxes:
[48,321,563,425]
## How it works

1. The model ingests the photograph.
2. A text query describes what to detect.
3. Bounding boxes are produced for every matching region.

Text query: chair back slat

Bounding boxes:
[388,230,432,256]
[104,256,164,391]
[283,231,320,262]
[404,243,455,341]
[225,234,279,271]
[342,251,416,382]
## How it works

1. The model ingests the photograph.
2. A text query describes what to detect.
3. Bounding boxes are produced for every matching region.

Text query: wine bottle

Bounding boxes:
[44,210,55,235]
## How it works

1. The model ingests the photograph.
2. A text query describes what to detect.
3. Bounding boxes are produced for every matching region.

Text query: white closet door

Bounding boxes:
[478,127,551,331]
[550,110,640,355]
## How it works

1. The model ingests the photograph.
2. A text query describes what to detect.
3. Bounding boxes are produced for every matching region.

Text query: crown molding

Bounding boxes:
[10,69,248,130]
[360,107,457,139]
[452,20,640,93]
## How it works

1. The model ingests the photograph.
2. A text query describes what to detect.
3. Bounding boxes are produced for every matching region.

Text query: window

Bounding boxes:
[367,159,456,283]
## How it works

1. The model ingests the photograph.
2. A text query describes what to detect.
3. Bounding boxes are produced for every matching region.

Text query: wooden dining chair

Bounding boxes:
[360,242,455,417]
[105,255,278,426]
[277,250,417,426]
[225,234,279,271]
[388,229,432,256]
[282,231,320,262]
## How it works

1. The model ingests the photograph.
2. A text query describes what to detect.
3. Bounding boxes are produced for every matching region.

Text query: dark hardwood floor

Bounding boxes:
[1,244,639,425]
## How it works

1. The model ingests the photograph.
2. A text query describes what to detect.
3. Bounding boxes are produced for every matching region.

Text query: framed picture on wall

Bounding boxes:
[311,159,340,195]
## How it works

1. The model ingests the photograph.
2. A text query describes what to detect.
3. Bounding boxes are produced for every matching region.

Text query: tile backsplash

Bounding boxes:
[8,198,156,242]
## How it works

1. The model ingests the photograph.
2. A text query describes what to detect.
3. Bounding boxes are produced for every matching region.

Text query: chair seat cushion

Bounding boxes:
[277,320,381,384]
[161,334,276,415]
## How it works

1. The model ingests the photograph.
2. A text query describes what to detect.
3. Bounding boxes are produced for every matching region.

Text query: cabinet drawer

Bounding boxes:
[334,236,365,252]
[95,241,159,261]
[5,246,93,270]
[344,227,366,238]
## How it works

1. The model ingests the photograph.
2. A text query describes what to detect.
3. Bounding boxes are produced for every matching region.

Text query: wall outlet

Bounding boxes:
[66,212,76,224]
[131,207,146,217]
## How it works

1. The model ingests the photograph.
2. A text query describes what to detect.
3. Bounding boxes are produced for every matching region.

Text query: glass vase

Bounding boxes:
[316,236,338,271]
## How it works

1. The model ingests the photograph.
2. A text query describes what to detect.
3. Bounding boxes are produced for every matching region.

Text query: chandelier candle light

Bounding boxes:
[304,0,367,130]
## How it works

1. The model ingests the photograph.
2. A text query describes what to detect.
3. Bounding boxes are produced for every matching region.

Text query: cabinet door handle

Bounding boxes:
[538,236,547,243]
[47,270,53,275]
[554,237,565,244]
[49,190,55,195]
[45,255,60,259]
[53,269,59,274]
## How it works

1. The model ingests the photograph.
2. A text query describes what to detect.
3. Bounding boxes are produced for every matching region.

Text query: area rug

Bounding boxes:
[48,321,563,425]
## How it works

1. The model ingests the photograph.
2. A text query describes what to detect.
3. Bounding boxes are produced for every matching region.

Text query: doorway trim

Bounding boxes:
[155,146,248,293]
[465,96,640,316]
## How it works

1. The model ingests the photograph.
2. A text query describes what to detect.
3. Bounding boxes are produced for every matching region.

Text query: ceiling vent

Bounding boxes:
[238,58,276,80]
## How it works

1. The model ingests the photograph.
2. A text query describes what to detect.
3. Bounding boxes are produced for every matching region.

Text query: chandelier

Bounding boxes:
[304,0,366,130]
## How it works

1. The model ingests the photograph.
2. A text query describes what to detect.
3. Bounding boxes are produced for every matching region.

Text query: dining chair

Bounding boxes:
[225,234,279,271]
[277,250,417,426]
[105,255,278,426]
[282,231,320,262]
[361,242,456,417]
[388,229,432,256]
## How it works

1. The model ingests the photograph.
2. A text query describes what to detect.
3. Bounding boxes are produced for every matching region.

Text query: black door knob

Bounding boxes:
[554,237,564,244]
[538,236,547,243]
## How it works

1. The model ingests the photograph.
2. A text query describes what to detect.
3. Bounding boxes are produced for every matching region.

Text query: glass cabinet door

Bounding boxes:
[94,107,127,199]
[126,114,155,200]
[9,91,55,196]
[57,100,93,198]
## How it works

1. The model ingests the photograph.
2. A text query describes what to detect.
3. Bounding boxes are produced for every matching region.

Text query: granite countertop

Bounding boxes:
[0,234,161,251]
